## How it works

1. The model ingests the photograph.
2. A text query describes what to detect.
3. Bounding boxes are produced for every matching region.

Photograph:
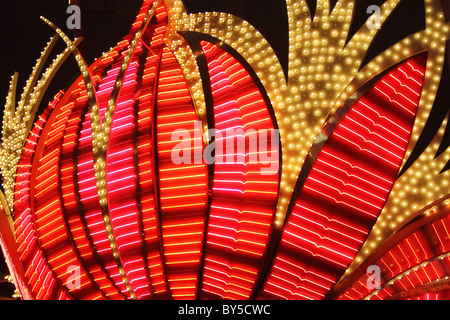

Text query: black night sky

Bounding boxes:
[0,0,449,299]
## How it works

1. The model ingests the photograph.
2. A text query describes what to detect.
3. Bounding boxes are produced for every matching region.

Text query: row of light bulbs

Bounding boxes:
[1,35,73,211]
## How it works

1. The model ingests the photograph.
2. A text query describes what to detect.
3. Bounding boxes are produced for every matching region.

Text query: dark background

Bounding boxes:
[0,0,449,299]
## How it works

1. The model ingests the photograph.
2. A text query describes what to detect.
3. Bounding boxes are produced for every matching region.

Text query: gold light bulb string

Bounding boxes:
[1,34,57,211]
[0,35,82,212]
[16,36,59,118]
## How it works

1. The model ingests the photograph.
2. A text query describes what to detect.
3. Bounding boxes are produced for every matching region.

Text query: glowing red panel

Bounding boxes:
[13,94,71,300]
[200,41,279,300]
[260,56,426,300]
[105,49,154,299]
[425,214,450,255]
[136,8,170,298]
[155,46,209,300]
[33,92,107,300]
